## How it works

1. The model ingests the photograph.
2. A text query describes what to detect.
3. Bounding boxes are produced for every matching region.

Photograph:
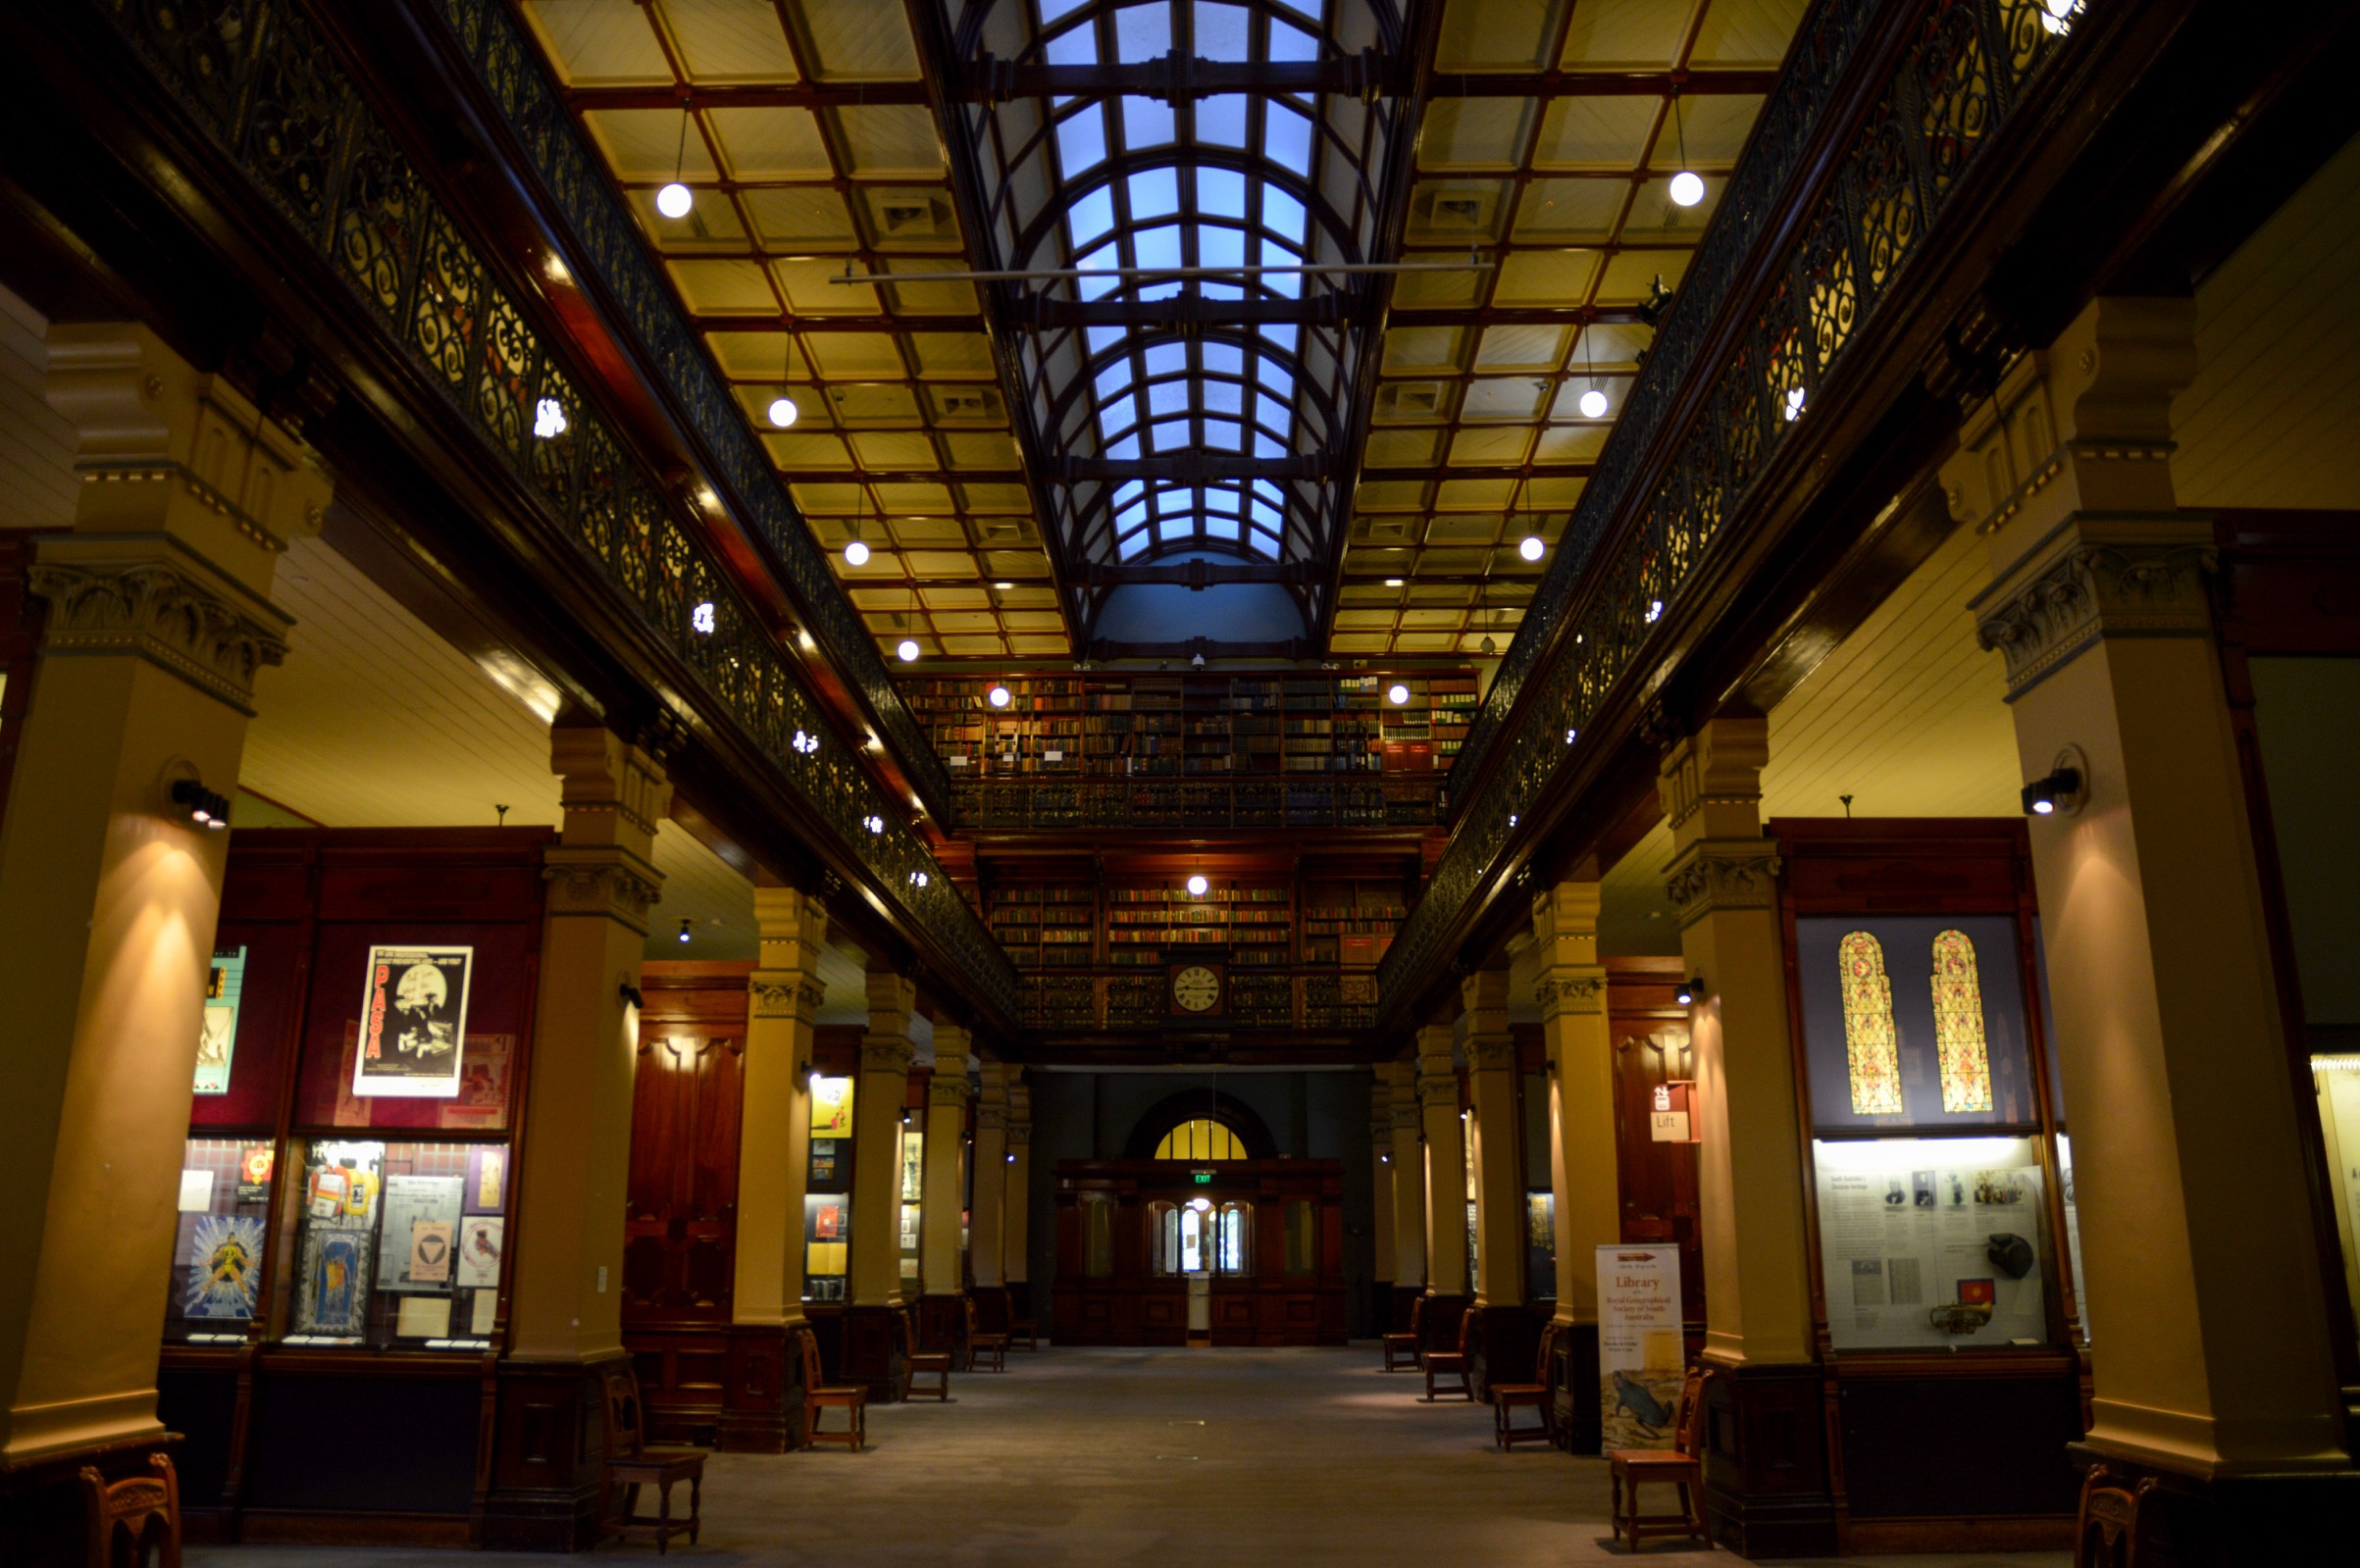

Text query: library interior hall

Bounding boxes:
[5,1,2360,1564]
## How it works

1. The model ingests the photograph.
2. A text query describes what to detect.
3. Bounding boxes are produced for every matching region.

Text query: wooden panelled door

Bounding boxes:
[1608,959,1704,1335]
[624,1027,744,1321]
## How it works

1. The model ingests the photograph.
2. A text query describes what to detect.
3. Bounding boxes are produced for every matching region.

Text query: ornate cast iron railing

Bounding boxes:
[954,776,1442,832]
[1381,0,2085,1010]
[1019,968,1376,1033]
[91,0,1018,1020]
[418,0,952,818]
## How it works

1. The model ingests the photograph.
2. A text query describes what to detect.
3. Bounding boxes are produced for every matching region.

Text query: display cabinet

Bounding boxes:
[1773,820,2086,1552]
[158,828,549,1544]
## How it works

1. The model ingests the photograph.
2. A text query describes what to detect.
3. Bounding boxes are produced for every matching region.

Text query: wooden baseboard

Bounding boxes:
[236,1508,472,1547]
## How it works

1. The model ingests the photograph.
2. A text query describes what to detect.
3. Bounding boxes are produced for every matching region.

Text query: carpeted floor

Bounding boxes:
[188,1345,2072,1565]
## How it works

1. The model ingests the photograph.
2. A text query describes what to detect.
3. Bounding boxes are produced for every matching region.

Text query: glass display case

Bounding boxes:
[898,1123,924,1288]
[280,1138,507,1349]
[803,1074,854,1303]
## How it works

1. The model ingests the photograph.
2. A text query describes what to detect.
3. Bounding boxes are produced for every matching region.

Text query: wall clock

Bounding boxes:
[1170,963,1223,1015]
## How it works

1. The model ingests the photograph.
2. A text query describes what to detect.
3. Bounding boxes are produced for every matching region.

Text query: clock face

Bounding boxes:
[1171,965,1222,1013]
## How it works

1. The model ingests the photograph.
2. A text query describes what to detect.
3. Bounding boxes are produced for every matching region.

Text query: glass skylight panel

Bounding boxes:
[1200,95,1250,147]
[1262,189,1307,244]
[1040,0,1091,24]
[1257,356,1292,396]
[1096,361,1133,400]
[1070,186,1116,248]
[1046,27,1097,66]
[1197,3,1252,59]
[1129,167,1181,220]
[1206,513,1241,537]
[1207,419,1243,449]
[1204,379,1244,415]
[1123,96,1176,150]
[1057,107,1106,176]
[1135,224,1184,271]
[1268,19,1316,61]
[1201,226,1246,270]
[1145,341,1187,378]
[1115,4,1170,62]
[1099,395,1136,436]
[1149,380,1190,417]
[1088,327,1124,355]
[1204,341,1243,377]
[1199,168,1247,220]
[1263,104,1313,170]
[1154,418,1189,450]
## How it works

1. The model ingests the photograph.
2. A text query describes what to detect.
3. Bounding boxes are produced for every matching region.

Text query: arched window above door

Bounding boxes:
[1154,1118,1248,1160]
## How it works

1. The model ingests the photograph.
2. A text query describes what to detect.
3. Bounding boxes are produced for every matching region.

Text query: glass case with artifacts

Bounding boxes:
[165,1137,276,1343]
[802,1075,854,1302]
[280,1138,508,1349]
[898,1123,924,1288]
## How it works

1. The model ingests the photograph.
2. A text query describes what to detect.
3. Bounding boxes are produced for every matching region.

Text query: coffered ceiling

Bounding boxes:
[517,0,1805,665]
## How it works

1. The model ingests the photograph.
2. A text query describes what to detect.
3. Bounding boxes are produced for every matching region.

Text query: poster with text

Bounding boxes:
[456,1216,504,1290]
[192,946,247,1095]
[1815,1147,2048,1350]
[353,946,473,1098]
[375,1174,465,1292]
[1597,1244,1685,1451]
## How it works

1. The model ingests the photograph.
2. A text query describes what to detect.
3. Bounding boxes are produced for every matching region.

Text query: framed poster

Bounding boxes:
[809,1075,854,1137]
[182,1214,264,1320]
[353,946,474,1098]
[376,1174,465,1292]
[295,1228,373,1336]
[456,1216,504,1290]
[463,1145,508,1214]
[193,946,247,1095]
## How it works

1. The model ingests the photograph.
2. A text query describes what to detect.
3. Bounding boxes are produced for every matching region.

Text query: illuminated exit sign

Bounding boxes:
[1191,1171,1214,1184]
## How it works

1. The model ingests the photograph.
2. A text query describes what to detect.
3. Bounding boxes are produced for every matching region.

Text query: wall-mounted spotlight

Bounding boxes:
[1675,977,1705,1006]
[1006,1152,1017,1164]
[677,918,693,944]
[619,982,645,1010]
[170,777,231,831]
[2022,753,2086,818]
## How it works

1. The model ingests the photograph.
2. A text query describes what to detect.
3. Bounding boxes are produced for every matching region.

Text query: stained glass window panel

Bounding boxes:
[1839,931,1905,1115]
[1930,930,1995,1114]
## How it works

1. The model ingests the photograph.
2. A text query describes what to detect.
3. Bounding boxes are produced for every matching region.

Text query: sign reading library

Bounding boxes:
[354,946,474,1098]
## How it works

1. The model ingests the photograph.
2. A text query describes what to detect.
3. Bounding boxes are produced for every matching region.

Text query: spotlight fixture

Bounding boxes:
[170,777,231,831]
[1565,728,1577,744]
[1519,535,1545,562]
[2021,765,2084,818]
[898,638,920,662]
[988,683,1011,708]
[677,918,693,944]
[1636,275,1675,329]
[863,813,886,834]
[1187,873,1209,898]
[1386,683,1411,705]
[1191,652,1206,670]
[1675,977,1704,1007]
[619,982,645,1010]
[768,391,798,429]
[909,870,931,887]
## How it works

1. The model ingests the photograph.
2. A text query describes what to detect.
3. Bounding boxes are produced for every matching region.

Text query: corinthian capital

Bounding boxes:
[27,545,291,715]
[1970,520,2217,700]
[1664,839,1782,930]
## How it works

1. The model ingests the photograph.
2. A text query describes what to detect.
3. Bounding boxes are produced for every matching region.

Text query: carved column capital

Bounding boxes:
[26,542,291,715]
[1463,1034,1517,1072]
[928,1069,972,1111]
[1536,967,1608,1019]
[1969,520,2218,700]
[749,973,825,1022]
[541,844,665,936]
[1664,839,1783,931]
[859,1037,914,1077]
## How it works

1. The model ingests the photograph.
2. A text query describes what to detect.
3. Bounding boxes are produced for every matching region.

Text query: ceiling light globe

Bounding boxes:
[843,538,871,567]
[768,395,798,429]
[1386,683,1410,706]
[655,181,693,219]
[1578,387,1610,419]
[1186,874,1208,897]
[988,684,1011,708]
[897,638,920,662]
[1518,534,1545,562]
[1668,171,1706,209]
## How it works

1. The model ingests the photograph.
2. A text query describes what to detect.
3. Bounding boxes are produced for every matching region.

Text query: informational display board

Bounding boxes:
[1815,1137,2048,1349]
[1597,1244,1684,1450]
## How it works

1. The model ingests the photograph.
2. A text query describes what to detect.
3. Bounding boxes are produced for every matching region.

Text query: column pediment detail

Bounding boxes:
[1664,840,1782,930]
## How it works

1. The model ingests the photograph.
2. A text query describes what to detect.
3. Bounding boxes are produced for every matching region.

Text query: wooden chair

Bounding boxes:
[1608,1368,1708,1552]
[1380,1294,1423,1373]
[2076,1463,2159,1567]
[1420,1303,1476,1402]
[1008,1306,1040,1350]
[966,1296,1010,1373]
[79,1452,179,1568]
[902,1306,952,1401]
[1489,1321,1559,1450]
[597,1364,704,1555]
[795,1325,867,1449]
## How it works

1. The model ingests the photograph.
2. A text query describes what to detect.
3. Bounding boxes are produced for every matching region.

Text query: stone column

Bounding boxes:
[0,323,325,1558]
[487,727,668,1545]
[1951,297,2347,1519]
[1004,1077,1033,1329]
[1534,878,1616,1449]
[843,970,914,1395]
[1369,1078,1398,1328]
[1382,1061,1426,1325]
[969,1061,1010,1331]
[728,883,826,1451]
[1661,715,1825,1553]
[920,1023,974,1359]
[1417,1022,1471,1320]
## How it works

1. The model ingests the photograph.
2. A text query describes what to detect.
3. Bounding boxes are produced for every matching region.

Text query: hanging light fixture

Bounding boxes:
[655,106,693,218]
[988,683,1012,708]
[897,638,920,662]
[1519,534,1545,562]
[1187,872,1208,898]
[843,517,870,568]
[1578,317,1609,419]
[1667,93,1705,209]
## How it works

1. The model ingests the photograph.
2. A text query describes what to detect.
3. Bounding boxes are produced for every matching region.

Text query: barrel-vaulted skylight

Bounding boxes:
[938,0,1405,647]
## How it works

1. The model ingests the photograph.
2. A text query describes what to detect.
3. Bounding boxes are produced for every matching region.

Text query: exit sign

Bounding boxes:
[1191,1171,1214,1184]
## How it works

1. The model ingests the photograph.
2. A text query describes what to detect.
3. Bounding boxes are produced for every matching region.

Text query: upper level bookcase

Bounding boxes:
[900,670,1479,782]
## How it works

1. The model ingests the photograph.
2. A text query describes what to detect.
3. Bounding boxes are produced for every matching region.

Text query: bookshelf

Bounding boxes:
[901,670,1481,782]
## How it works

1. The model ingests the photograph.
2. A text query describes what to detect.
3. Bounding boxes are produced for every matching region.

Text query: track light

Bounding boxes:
[1675,977,1704,1007]
[2021,766,2083,818]
[170,777,231,831]
[677,919,693,944]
